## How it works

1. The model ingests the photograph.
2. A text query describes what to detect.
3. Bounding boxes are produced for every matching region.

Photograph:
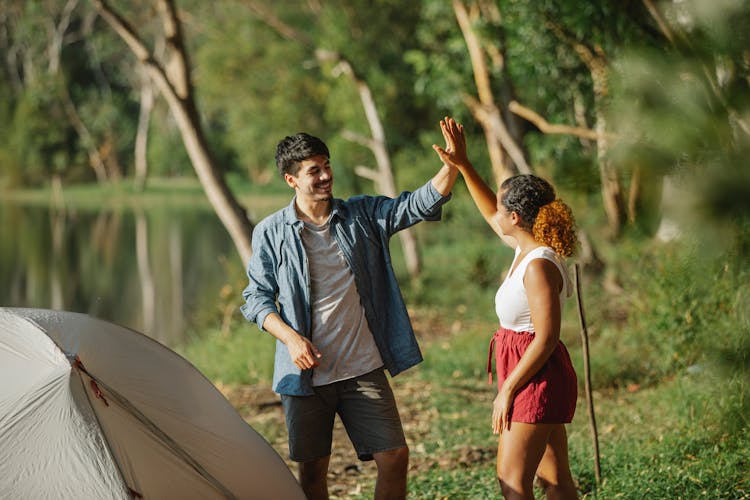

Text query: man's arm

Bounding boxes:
[262,313,321,370]
[241,222,321,371]
[431,163,459,196]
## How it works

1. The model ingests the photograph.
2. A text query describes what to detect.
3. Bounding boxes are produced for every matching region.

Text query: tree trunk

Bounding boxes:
[91,0,254,264]
[60,82,109,183]
[590,67,625,237]
[547,21,625,237]
[325,52,422,279]
[245,2,423,278]
[47,0,79,75]
[135,211,156,336]
[47,0,110,183]
[134,66,154,191]
[453,0,531,187]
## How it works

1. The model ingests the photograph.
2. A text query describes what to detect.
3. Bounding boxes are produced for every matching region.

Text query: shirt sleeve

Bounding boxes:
[239,224,280,331]
[377,179,453,235]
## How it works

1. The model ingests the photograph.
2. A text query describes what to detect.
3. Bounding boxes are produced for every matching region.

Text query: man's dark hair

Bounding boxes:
[275,133,330,177]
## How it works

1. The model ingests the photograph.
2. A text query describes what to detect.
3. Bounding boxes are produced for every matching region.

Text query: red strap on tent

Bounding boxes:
[72,355,85,372]
[89,379,110,407]
[72,356,110,407]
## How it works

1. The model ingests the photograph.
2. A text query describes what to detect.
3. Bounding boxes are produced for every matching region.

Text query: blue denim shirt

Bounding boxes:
[240,180,451,395]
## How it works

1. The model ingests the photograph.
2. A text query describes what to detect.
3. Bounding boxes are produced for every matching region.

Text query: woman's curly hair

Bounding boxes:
[500,174,578,257]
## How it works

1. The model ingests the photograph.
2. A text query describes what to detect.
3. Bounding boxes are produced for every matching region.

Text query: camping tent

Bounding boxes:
[0,307,304,499]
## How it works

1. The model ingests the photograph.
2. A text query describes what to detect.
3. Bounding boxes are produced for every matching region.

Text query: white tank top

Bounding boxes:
[494,246,572,332]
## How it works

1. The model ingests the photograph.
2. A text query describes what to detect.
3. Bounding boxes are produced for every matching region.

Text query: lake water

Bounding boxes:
[0,201,239,347]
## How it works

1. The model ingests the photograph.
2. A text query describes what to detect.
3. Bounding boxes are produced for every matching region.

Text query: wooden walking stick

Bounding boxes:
[574,263,602,487]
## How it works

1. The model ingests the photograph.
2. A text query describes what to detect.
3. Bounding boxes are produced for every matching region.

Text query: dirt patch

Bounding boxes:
[220,375,494,497]
[219,309,494,496]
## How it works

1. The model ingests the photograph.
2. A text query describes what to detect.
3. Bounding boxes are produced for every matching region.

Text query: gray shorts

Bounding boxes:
[280,368,406,462]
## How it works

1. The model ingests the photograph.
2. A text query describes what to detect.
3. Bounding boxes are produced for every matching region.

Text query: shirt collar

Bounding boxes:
[282,196,345,225]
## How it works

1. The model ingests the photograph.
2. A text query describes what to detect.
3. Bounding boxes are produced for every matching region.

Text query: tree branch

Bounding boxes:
[246,1,313,47]
[353,165,380,182]
[507,100,616,141]
[91,0,150,61]
[341,129,375,150]
[156,0,190,98]
[642,0,676,46]
[453,0,494,105]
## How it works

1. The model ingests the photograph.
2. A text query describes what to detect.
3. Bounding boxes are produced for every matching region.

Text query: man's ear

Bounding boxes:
[283,172,297,189]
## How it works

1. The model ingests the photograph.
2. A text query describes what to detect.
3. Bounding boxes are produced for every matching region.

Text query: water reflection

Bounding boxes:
[0,202,234,347]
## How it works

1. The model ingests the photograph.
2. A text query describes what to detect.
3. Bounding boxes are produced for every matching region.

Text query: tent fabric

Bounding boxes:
[0,308,304,500]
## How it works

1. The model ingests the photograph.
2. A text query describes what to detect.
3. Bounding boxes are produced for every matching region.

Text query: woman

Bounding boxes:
[434,118,579,499]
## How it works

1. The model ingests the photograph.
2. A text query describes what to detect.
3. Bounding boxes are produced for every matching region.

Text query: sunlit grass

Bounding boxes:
[177,323,276,386]
[172,193,749,498]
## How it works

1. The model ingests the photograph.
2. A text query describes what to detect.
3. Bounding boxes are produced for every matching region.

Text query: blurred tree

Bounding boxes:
[91,0,254,264]
[242,0,424,278]
[518,0,666,238]
[410,0,663,238]
[188,0,329,185]
[0,0,139,186]
[452,0,531,184]
[610,0,750,250]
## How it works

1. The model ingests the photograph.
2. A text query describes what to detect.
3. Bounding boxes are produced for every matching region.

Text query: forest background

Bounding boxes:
[1,0,749,498]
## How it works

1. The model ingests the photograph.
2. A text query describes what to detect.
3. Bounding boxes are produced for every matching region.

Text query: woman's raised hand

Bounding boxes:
[433,116,468,170]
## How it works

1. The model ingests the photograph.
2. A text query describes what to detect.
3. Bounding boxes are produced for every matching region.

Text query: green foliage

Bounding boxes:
[172,184,748,497]
[609,0,750,248]
[585,237,750,391]
[193,3,331,182]
[178,325,276,386]
[4,77,75,186]
[144,104,194,177]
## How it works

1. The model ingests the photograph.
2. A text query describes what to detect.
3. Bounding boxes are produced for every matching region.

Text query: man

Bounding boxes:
[241,118,462,499]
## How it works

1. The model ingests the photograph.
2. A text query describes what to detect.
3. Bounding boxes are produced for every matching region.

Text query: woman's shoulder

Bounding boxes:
[530,246,558,258]
[527,246,572,296]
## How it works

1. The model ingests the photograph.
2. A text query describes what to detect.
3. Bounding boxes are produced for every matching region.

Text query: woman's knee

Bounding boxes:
[496,464,534,497]
[536,472,578,499]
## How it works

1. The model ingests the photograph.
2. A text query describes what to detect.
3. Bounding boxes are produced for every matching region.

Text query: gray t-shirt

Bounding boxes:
[301,220,383,386]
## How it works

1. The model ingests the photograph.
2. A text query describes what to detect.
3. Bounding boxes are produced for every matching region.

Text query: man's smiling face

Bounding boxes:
[285,154,333,203]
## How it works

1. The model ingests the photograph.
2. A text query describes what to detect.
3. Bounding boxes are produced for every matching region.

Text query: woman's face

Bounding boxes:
[495,192,515,235]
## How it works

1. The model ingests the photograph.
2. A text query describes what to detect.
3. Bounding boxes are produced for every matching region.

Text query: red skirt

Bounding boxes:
[488,327,578,424]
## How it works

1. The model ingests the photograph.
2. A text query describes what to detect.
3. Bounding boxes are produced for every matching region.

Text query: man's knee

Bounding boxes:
[298,457,329,488]
[375,446,409,473]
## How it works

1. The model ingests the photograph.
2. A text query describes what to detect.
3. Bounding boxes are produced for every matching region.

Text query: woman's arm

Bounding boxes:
[432,118,513,246]
[492,258,563,433]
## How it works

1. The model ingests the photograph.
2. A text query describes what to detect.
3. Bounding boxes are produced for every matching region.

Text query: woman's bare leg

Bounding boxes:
[496,422,554,499]
[534,424,578,499]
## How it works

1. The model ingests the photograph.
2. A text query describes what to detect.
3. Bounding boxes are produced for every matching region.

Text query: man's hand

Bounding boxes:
[286,333,322,370]
[262,313,322,370]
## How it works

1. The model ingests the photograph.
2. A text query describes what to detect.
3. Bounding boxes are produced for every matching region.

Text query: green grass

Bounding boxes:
[177,323,277,386]
[1,175,290,216]
[178,214,749,498]
[30,179,743,498]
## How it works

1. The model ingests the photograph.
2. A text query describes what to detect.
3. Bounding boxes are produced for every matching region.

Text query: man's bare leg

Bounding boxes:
[372,446,409,499]
[298,455,330,500]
